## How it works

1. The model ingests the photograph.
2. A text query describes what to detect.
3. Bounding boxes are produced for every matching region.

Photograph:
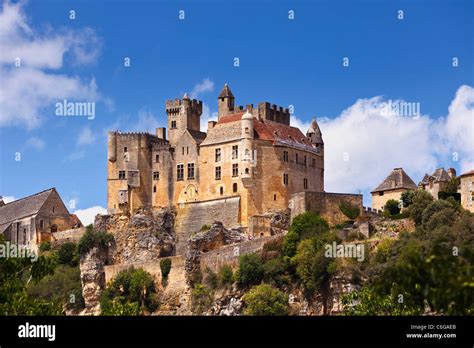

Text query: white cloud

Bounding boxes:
[1,195,16,203]
[190,78,214,99]
[63,150,85,162]
[200,103,217,132]
[290,85,473,203]
[73,206,107,226]
[26,136,45,150]
[130,109,164,133]
[0,1,103,129]
[77,127,95,145]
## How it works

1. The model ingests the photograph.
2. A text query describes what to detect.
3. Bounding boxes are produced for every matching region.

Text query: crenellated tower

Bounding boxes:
[166,93,202,147]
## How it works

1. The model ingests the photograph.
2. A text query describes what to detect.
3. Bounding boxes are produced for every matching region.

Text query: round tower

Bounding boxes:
[306,117,324,152]
[241,108,253,178]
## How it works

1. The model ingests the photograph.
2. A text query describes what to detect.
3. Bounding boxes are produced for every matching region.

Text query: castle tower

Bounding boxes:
[307,117,324,153]
[241,108,253,178]
[218,83,235,118]
[166,93,203,147]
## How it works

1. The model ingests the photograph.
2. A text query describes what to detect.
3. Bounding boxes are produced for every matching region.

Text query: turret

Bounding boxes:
[218,83,235,118]
[166,93,202,146]
[241,108,253,178]
[306,117,324,147]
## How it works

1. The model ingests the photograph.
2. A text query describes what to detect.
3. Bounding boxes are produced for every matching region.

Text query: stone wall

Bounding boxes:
[175,196,240,255]
[371,188,406,211]
[290,191,364,226]
[52,227,85,242]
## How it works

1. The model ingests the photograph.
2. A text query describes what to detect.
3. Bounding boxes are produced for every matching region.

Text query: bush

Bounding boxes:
[235,253,264,287]
[243,284,289,316]
[438,191,461,202]
[200,224,211,232]
[57,242,77,266]
[384,199,401,216]
[39,241,51,253]
[263,257,288,286]
[77,227,113,256]
[339,201,360,220]
[160,258,172,284]
[191,284,213,315]
[408,190,434,225]
[401,190,416,208]
[218,265,234,287]
[203,267,218,290]
[421,200,456,231]
[100,267,158,315]
[282,212,329,257]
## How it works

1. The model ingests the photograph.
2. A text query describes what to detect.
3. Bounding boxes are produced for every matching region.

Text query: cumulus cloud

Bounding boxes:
[77,127,96,145]
[73,206,107,226]
[190,78,214,99]
[0,1,103,129]
[1,195,16,203]
[26,136,45,150]
[131,109,164,133]
[200,103,217,132]
[290,85,473,202]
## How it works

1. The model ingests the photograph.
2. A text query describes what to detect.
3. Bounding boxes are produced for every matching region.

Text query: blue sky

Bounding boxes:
[0,0,473,223]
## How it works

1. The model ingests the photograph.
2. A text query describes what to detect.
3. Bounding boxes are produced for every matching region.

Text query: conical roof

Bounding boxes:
[372,168,417,193]
[218,83,234,98]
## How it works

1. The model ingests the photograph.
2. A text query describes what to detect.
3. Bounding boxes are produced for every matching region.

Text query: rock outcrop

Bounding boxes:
[94,208,176,264]
[79,246,107,315]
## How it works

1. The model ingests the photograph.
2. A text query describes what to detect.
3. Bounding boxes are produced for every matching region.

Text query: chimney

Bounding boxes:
[208,121,217,130]
[156,127,166,140]
[448,168,456,179]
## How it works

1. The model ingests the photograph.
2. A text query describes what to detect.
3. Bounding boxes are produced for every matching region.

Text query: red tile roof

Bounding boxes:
[217,112,245,124]
[460,169,474,178]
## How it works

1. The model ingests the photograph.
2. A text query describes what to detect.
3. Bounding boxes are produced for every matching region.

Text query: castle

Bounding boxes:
[107,84,325,227]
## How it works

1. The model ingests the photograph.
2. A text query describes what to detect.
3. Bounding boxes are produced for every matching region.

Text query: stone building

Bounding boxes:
[459,169,474,213]
[107,84,325,228]
[371,168,417,211]
[418,167,456,199]
[0,188,82,250]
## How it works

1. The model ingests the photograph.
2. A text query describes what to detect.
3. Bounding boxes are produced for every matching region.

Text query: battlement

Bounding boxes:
[165,98,203,116]
[256,102,290,125]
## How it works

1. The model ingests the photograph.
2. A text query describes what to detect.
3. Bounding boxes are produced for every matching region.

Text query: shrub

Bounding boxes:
[438,191,461,202]
[77,228,113,256]
[421,200,456,231]
[160,258,172,284]
[39,241,51,252]
[263,257,288,286]
[401,190,416,208]
[57,242,77,266]
[243,284,289,316]
[203,267,218,290]
[218,265,234,287]
[384,199,401,216]
[200,224,211,232]
[191,284,213,315]
[339,201,360,220]
[235,253,264,287]
[408,190,434,225]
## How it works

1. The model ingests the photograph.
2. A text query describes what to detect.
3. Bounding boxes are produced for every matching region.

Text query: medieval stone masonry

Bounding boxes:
[107,84,325,228]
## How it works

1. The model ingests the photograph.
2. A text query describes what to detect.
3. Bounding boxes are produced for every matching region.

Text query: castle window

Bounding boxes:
[52,206,55,213]
[245,168,249,175]
[312,158,316,167]
[304,156,307,166]
[221,98,224,102]
[39,220,44,230]
[232,145,238,159]
[177,164,184,181]
[215,148,221,162]
[283,151,288,162]
[283,173,289,185]
[379,192,384,196]
[124,147,128,152]
[187,147,189,155]
[119,170,126,180]
[233,183,238,193]
[188,163,195,179]
[232,163,239,177]
[153,185,156,193]
[155,154,160,163]
[153,171,160,180]
[304,178,308,190]
[274,194,277,201]
[182,147,185,155]
[295,153,299,164]
[215,166,221,180]
[220,187,224,195]
[171,121,177,129]
[245,127,249,134]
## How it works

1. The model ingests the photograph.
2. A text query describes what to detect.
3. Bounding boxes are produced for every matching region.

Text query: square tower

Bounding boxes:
[166,93,203,147]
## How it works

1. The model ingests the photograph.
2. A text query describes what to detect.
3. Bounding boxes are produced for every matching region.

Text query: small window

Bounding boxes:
[283,151,288,162]
[304,178,308,190]
[188,163,195,179]
[220,187,224,195]
[153,171,160,180]
[187,147,189,155]
[232,145,238,159]
[283,173,289,185]
[155,154,160,163]
[295,153,299,164]
[177,164,184,181]
[153,185,157,193]
[232,163,239,177]
[215,148,221,162]
[39,220,44,230]
[233,183,238,193]
[182,147,185,155]
[312,158,316,167]
[379,192,384,196]
[245,127,249,133]
[52,206,55,213]
[273,194,277,201]
[119,171,126,179]
[124,147,128,152]
[171,120,177,129]
[245,168,249,175]
[304,156,307,166]
[221,98,224,102]
[215,166,221,180]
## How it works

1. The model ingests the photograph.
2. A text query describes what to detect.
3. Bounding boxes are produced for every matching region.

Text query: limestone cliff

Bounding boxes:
[79,246,107,315]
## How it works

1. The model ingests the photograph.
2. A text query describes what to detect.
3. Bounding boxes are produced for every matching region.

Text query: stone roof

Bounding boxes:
[372,168,417,193]
[0,188,55,227]
[186,129,207,144]
[218,83,234,99]
[419,168,451,185]
[460,169,474,178]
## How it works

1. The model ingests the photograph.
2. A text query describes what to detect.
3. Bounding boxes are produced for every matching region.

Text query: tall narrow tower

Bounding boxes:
[166,93,203,147]
[306,117,324,154]
[217,83,235,118]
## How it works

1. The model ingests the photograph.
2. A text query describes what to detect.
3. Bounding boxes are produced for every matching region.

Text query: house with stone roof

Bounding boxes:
[459,169,474,213]
[371,168,418,211]
[418,167,457,199]
[0,188,82,250]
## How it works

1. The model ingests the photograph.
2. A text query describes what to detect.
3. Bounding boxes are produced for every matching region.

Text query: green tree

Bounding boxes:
[191,284,213,315]
[408,190,434,225]
[384,199,401,216]
[235,253,264,287]
[243,284,289,316]
[77,226,113,256]
[57,242,78,266]
[159,258,172,286]
[218,265,234,288]
[401,190,416,208]
[339,200,360,220]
